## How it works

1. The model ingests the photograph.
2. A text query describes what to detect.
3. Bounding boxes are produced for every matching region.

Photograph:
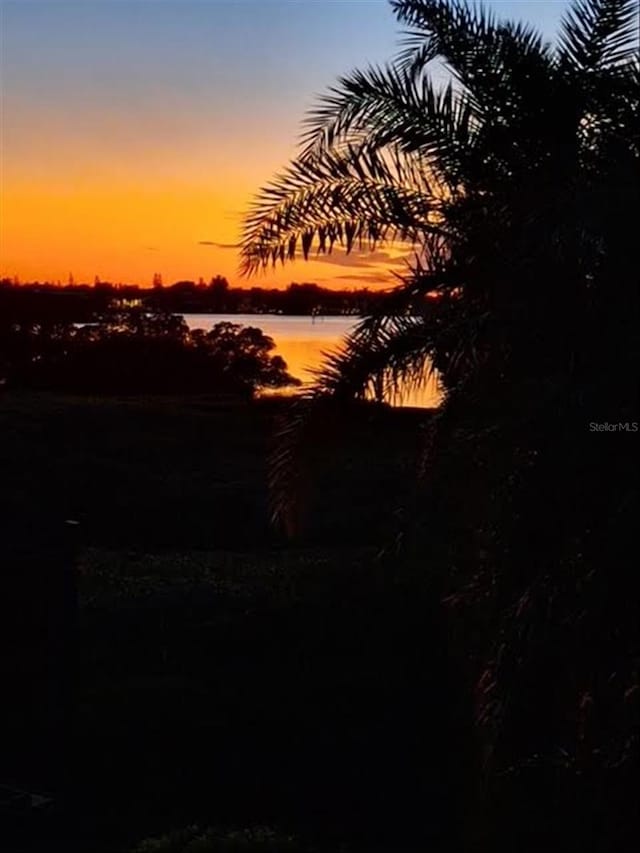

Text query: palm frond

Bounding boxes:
[267,293,490,533]
[312,314,439,401]
[240,142,446,276]
[391,0,551,98]
[392,0,497,72]
[267,315,440,532]
[391,0,555,177]
[557,0,639,72]
[300,63,479,185]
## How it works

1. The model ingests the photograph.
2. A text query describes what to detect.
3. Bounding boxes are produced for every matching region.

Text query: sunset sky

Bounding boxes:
[1,0,568,289]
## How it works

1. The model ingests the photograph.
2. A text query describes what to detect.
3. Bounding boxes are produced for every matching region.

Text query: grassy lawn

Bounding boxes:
[0,391,426,552]
[2,392,469,853]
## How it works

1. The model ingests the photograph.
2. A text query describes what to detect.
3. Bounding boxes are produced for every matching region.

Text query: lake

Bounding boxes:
[182,313,441,408]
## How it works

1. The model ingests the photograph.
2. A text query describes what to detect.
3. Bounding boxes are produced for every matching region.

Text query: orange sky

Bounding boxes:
[0,0,404,290]
[1,175,408,289]
[0,1,566,290]
[1,154,409,289]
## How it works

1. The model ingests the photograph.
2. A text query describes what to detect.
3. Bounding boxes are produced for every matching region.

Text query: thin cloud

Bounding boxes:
[333,271,391,283]
[198,240,240,249]
[313,248,412,269]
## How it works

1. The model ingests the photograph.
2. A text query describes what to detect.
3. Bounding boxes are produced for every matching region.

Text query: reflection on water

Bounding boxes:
[182,313,441,408]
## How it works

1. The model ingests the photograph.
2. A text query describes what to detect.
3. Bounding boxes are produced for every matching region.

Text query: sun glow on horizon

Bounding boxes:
[0,0,568,290]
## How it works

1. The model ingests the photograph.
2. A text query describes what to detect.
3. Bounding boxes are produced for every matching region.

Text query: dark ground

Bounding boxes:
[0,392,473,853]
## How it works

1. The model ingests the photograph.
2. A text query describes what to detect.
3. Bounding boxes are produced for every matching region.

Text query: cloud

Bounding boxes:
[333,271,392,283]
[312,248,412,269]
[198,240,240,249]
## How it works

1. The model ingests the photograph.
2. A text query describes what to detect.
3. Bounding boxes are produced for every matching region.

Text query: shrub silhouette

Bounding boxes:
[132,825,319,853]
[1,310,300,396]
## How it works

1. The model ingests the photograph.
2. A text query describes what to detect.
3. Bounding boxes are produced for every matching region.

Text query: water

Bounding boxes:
[181,313,441,408]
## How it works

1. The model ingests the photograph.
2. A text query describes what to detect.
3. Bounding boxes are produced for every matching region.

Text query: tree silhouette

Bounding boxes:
[242,1,639,847]
[1,310,299,396]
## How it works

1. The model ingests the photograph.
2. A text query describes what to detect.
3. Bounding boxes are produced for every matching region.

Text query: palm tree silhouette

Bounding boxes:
[242,0,637,399]
[242,1,638,847]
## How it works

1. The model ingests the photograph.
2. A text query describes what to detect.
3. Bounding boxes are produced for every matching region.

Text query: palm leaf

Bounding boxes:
[240,142,446,276]
[391,0,552,101]
[267,296,490,533]
[267,317,439,532]
[299,63,479,187]
[557,0,639,72]
[390,1,557,185]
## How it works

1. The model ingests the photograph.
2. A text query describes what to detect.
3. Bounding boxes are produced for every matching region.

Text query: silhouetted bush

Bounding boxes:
[132,825,323,852]
[0,311,299,396]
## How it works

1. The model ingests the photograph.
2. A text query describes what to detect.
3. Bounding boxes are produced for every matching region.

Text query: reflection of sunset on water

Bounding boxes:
[182,314,442,408]
[271,337,339,384]
[272,337,441,408]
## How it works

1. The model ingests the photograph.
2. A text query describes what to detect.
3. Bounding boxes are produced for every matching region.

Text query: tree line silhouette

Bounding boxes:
[0,278,392,318]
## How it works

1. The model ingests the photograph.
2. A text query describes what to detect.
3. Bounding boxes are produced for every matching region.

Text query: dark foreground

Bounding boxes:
[1,393,477,852]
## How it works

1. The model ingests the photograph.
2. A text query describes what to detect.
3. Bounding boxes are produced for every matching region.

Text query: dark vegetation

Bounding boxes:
[0,278,390,318]
[0,309,298,396]
[1,392,445,853]
[241,0,640,849]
